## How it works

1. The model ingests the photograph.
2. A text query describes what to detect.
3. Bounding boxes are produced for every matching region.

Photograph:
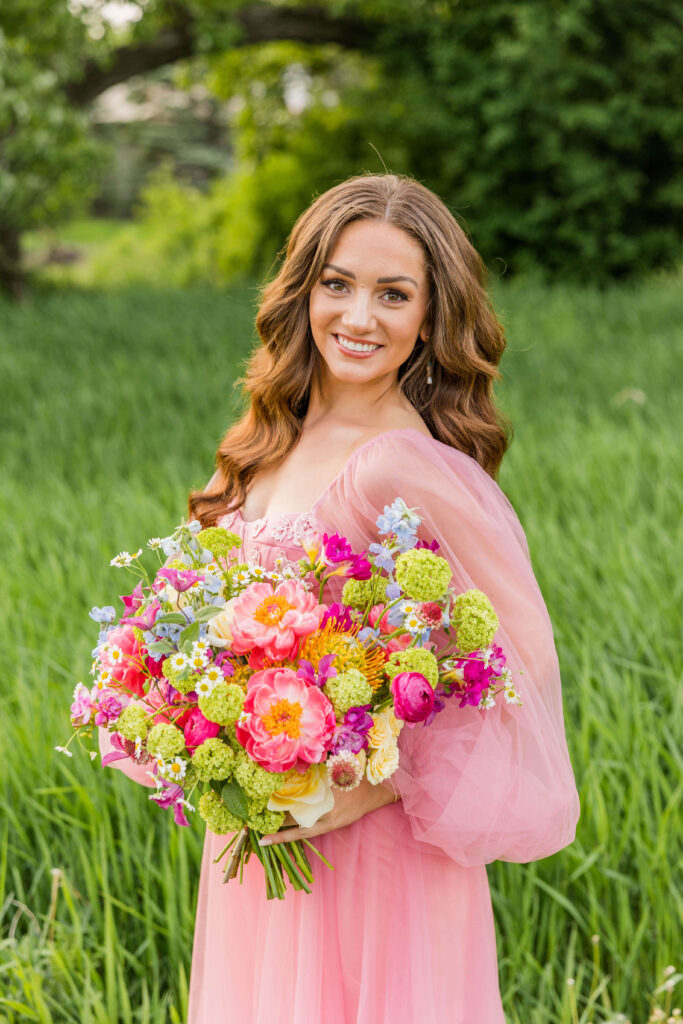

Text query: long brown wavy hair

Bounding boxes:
[190,173,510,526]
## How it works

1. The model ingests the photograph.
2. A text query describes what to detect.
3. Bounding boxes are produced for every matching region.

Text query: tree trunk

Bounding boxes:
[0,226,25,301]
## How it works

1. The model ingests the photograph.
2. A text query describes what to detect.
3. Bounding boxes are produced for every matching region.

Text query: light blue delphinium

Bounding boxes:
[376,497,421,535]
[188,520,202,535]
[385,582,402,601]
[369,542,395,572]
[89,606,116,624]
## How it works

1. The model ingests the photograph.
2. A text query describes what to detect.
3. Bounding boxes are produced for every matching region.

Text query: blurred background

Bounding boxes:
[1,1,681,1022]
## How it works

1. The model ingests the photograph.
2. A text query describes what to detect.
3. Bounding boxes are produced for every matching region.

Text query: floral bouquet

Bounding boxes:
[61,499,521,899]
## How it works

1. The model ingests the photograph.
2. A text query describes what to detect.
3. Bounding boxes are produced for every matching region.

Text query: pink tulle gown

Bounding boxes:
[103,429,580,1024]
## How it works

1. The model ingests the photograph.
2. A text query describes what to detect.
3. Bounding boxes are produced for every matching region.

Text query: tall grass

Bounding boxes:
[0,275,680,1023]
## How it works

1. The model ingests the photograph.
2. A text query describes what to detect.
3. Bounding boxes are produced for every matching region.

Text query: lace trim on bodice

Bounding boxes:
[217,509,320,544]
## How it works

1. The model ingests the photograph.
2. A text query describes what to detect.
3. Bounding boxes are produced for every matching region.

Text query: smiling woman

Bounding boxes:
[106,173,579,1023]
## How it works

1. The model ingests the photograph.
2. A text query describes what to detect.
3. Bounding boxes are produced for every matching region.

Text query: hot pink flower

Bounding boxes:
[229,580,324,664]
[183,708,220,752]
[99,625,148,698]
[391,671,435,724]
[94,690,125,726]
[235,667,336,772]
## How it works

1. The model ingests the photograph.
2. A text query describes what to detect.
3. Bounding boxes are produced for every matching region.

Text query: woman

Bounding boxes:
[106,173,580,1022]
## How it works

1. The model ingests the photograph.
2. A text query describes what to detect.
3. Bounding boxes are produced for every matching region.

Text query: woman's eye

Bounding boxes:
[321,279,408,302]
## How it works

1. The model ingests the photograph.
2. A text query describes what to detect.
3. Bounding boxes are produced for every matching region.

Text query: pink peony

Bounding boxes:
[99,625,148,698]
[183,708,220,752]
[390,671,435,724]
[229,579,324,665]
[94,690,125,726]
[236,667,336,772]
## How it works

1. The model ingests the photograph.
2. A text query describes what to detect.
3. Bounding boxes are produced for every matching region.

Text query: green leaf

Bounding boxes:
[195,605,222,622]
[221,779,249,820]
[155,612,188,625]
[178,620,200,650]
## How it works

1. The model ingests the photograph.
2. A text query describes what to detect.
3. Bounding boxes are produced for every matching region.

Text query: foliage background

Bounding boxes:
[1,0,682,1022]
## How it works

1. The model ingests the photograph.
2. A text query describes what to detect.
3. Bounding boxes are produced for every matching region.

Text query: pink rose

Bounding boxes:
[183,708,220,752]
[390,672,435,724]
[94,690,125,726]
[229,579,324,664]
[236,667,336,772]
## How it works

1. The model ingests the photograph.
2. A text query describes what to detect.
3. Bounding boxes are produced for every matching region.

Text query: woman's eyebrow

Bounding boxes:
[323,263,418,287]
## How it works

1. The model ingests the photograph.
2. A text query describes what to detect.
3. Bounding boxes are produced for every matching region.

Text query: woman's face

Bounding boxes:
[308,219,430,392]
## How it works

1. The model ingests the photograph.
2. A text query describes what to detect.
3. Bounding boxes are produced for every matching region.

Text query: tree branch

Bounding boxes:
[65,3,374,107]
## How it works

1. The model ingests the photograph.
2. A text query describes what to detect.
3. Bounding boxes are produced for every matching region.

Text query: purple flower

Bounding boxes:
[349,554,372,580]
[214,651,235,676]
[329,704,373,753]
[453,658,494,708]
[322,532,354,564]
[297,654,337,688]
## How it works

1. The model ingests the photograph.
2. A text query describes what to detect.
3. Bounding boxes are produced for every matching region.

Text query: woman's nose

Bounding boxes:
[341,290,376,333]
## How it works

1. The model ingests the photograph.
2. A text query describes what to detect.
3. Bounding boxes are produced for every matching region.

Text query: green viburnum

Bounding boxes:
[161,657,195,695]
[452,590,499,654]
[233,752,289,805]
[191,738,235,782]
[341,575,388,612]
[146,722,186,759]
[395,549,452,601]
[386,648,439,689]
[198,681,245,725]
[198,791,243,835]
[323,669,373,717]
[247,805,285,834]
[198,527,241,559]
[115,705,149,742]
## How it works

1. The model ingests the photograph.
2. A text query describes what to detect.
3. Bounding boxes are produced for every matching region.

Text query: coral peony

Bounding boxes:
[229,580,324,664]
[236,667,335,772]
[99,625,148,698]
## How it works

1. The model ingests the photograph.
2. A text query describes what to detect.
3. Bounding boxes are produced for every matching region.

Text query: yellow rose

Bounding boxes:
[267,764,334,828]
[367,708,402,749]
[206,598,238,649]
[366,737,400,785]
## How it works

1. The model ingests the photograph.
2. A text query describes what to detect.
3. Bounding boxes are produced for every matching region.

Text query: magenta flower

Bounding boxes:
[416,538,440,552]
[487,644,507,675]
[322,532,354,564]
[235,667,336,772]
[452,658,493,708]
[150,780,191,826]
[330,705,374,754]
[320,603,353,631]
[156,567,203,593]
[124,598,161,631]
[183,708,220,752]
[120,581,144,616]
[94,691,125,726]
[229,579,324,665]
[349,554,372,580]
[390,671,435,724]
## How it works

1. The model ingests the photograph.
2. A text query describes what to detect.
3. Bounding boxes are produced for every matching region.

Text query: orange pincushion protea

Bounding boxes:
[299,621,386,693]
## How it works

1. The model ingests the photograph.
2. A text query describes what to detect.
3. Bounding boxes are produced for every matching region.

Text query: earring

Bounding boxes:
[426,356,433,386]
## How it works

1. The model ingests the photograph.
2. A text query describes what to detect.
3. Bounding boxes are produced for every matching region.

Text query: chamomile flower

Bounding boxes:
[478,693,495,710]
[201,664,224,686]
[192,640,211,656]
[188,649,209,672]
[169,652,190,672]
[250,565,266,580]
[195,675,217,698]
[504,684,522,706]
[108,645,124,666]
[147,537,163,550]
[235,569,250,586]
[163,757,187,782]
[110,549,142,568]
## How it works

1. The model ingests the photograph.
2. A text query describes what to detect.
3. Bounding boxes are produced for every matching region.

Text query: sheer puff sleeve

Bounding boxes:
[315,430,580,868]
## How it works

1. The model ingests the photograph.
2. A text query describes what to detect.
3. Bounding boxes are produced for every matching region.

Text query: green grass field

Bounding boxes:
[0,274,681,1023]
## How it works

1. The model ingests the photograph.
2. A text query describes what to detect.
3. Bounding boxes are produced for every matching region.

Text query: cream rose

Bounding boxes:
[366,738,400,785]
[367,708,403,750]
[206,598,238,649]
[267,764,334,828]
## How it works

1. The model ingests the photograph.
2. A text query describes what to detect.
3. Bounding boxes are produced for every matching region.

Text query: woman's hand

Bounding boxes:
[259,777,399,847]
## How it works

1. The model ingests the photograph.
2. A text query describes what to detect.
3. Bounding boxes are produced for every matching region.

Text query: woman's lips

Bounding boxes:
[333,333,382,358]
